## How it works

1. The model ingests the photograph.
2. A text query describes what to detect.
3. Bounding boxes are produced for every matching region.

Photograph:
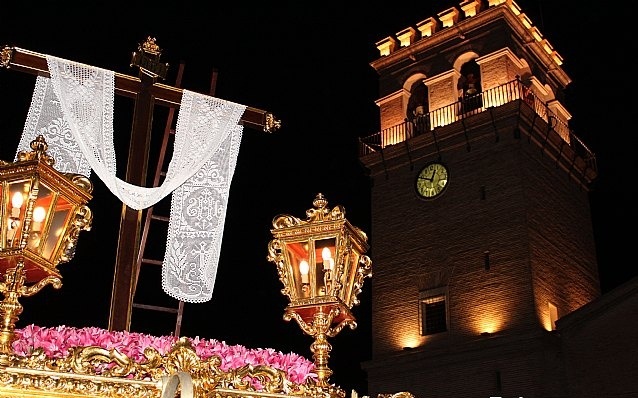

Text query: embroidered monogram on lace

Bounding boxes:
[16,51,246,303]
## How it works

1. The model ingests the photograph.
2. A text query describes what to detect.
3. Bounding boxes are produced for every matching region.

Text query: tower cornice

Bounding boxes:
[370,3,571,87]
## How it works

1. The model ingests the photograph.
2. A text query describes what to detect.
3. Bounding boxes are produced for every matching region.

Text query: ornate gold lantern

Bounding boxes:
[0,135,93,357]
[267,193,372,389]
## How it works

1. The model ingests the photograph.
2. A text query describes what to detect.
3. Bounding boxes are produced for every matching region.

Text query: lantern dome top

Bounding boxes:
[272,193,347,229]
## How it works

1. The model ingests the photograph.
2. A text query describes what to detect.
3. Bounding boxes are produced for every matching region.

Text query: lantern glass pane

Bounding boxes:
[42,207,70,260]
[26,184,53,252]
[341,250,362,306]
[315,238,336,296]
[4,180,29,248]
[286,241,311,299]
[33,184,54,217]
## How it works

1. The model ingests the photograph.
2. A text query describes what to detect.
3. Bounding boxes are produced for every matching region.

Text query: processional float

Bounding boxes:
[0,39,381,398]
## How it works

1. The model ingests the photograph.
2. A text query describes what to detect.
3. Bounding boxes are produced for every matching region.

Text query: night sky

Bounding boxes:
[0,1,635,394]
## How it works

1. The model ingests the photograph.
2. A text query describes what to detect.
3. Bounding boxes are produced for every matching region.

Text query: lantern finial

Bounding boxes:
[16,135,55,166]
[312,193,328,210]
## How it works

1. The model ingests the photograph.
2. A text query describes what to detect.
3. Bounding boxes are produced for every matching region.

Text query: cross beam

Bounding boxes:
[0,43,280,332]
[0,46,281,132]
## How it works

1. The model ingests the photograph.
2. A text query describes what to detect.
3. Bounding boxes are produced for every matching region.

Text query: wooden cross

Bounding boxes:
[0,40,281,331]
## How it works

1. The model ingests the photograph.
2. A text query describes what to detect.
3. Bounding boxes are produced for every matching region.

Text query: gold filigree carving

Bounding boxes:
[271,194,346,231]
[3,337,310,398]
[16,135,55,166]
[140,37,161,55]
[0,46,13,68]
[264,113,282,133]
[266,238,292,300]
[130,37,168,79]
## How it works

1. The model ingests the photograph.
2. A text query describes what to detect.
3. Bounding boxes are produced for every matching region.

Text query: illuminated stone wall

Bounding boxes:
[360,1,603,397]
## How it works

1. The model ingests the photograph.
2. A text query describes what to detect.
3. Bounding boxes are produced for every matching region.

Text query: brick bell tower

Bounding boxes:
[358,1,600,397]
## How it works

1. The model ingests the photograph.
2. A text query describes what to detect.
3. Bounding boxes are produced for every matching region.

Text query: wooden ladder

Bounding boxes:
[131,63,219,337]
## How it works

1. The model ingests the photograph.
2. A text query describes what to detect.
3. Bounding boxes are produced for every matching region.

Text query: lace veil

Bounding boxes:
[15,52,246,303]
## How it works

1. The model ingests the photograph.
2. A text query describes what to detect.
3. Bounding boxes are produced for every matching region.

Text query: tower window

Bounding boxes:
[458,59,483,113]
[406,80,430,136]
[419,288,448,335]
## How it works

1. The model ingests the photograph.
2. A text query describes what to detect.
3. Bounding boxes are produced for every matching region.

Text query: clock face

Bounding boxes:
[415,162,449,199]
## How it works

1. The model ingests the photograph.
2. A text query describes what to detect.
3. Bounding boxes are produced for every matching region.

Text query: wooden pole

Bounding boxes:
[108,68,157,331]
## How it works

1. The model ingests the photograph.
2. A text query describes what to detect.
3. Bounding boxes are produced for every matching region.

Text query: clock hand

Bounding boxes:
[428,169,437,181]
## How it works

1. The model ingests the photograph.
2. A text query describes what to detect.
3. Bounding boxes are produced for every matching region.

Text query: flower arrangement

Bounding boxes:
[13,324,316,386]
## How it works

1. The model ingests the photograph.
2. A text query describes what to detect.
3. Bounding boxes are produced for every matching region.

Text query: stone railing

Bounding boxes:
[358,78,597,176]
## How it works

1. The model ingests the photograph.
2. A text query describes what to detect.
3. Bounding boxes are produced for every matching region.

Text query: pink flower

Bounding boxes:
[11,324,316,386]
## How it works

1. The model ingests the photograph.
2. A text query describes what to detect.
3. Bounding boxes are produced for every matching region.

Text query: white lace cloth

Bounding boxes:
[16,52,246,303]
